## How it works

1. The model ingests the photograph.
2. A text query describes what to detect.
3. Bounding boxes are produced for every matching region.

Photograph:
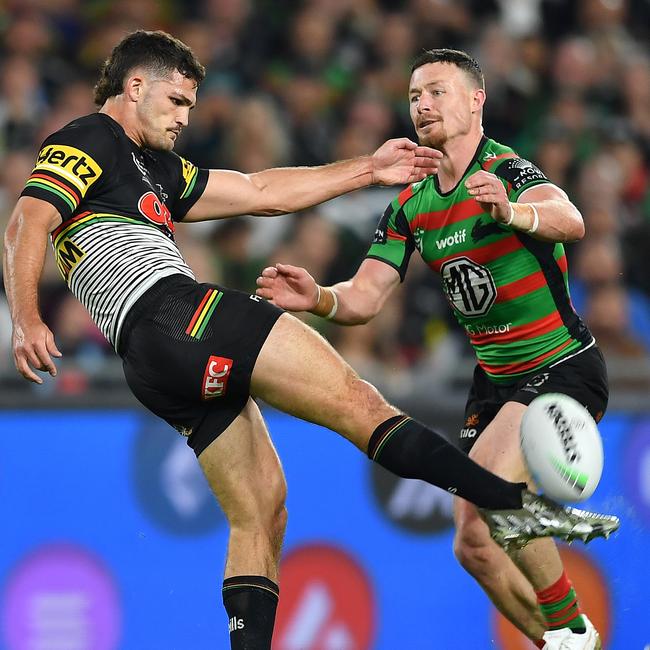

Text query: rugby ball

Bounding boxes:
[520,393,603,502]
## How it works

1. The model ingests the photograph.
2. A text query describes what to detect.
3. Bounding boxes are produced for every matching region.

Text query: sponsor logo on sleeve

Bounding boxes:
[202,355,233,400]
[497,158,547,192]
[179,156,198,198]
[34,145,102,193]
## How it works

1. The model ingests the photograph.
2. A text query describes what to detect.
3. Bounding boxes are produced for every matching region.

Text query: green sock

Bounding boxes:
[536,572,586,633]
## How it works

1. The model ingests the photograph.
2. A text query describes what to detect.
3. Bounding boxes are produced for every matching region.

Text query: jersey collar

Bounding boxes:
[433,134,489,197]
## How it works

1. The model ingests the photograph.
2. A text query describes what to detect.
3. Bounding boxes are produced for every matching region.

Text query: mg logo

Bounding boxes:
[370,464,454,534]
[441,256,496,318]
[274,544,375,650]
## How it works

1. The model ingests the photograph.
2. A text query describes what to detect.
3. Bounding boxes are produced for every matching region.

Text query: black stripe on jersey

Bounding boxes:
[367,205,416,282]
[515,232,592,345]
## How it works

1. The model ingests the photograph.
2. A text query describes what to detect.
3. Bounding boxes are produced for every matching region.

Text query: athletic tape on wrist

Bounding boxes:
[527,204,539,234]
[324,288,338,320]
[505,203,515,226]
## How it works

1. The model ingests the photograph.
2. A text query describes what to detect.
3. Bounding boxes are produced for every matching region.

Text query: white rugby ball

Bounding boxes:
[520,393,603,502]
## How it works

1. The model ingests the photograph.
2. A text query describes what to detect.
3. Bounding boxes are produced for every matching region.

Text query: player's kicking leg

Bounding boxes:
[251,314,619,542]
[198,397,287,649]
[454,402,602,649]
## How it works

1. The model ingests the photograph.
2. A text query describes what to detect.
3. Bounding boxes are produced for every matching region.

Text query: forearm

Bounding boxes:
[507,199,584,242]
[249,157,374,215]
[311,279,384,325]
[3,215,49,324]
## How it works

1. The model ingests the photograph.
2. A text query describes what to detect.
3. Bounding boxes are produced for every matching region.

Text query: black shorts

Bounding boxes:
[118,274,283,456]
[458,344,609,453]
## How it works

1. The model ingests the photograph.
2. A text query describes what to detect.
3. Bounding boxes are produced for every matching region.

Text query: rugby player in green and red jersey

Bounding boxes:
[257,49,608,650]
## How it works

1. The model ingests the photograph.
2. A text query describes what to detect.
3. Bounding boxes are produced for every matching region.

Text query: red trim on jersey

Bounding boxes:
[479,339,573,376]
[430,233,523,272]
[387,227,407,242]
[397,185,413,206]
[51,211,93,238]
[481,152,517,171]
[30,173,81,204]
[411,198,484,232]
[469,312,564,346]
[556,254,567,273]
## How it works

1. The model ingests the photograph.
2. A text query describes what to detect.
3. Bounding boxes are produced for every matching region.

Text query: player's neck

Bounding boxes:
[99,100,145,149]
[437,130,484,193]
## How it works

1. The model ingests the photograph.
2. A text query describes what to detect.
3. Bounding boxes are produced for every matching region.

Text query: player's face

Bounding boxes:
[408,63,482,148]
[137,70,197,151]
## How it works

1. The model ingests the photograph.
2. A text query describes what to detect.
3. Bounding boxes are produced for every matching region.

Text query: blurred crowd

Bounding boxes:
[1,0,649,397]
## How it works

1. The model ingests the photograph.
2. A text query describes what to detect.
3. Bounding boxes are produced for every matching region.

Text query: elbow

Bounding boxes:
[251,207,289,217]
[568,208,585,242]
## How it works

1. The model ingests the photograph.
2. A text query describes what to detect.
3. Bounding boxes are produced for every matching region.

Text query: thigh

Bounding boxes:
[250,313,398,451]
[468,401,529,481]
[454,401,529,532]
[198,397,287,524]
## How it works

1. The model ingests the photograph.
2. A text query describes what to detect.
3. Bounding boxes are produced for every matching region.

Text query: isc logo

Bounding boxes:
[35,145,102,188]
[202,356,233,400]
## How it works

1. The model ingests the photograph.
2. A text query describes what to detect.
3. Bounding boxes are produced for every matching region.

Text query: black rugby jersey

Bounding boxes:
[21,112,209,349]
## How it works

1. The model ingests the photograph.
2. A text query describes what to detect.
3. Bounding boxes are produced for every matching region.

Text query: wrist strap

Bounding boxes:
[505,203,515,226]
[527,204,539,234]
[324,289,338,320]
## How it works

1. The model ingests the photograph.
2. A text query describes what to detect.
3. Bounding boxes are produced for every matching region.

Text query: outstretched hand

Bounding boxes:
[255,263,319,312]
[371,138,442,186]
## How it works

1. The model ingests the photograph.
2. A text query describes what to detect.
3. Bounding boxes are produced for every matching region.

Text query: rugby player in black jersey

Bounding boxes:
[3,31,618,650]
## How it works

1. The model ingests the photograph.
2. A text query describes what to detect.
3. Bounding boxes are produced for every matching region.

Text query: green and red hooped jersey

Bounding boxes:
[366,135,593,384]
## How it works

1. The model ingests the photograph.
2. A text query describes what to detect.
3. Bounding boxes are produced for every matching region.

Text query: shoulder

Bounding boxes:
[482,138,548,191]
[44,113,118,148]
[37,113,118,174]
[144,149,200,186]
[395,175,434,211]
[479,138,519,172]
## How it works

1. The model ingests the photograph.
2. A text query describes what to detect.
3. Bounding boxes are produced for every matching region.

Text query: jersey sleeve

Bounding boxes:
[365,200,416,282]
[21,121,113,221]
[169,154,209,221]
[492,157,551,201]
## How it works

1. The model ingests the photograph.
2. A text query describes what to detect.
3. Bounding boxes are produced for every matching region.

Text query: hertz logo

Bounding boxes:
[35,145,102,192]
[56,239,85,281]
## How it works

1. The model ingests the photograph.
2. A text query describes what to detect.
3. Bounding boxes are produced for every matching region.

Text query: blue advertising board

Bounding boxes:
[0,409,648,649]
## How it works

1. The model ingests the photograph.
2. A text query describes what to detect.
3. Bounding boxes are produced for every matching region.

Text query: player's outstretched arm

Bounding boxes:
[464,171,584,242]
[256,258,401,325]
[3,197,63,383]
[183,139,442,222]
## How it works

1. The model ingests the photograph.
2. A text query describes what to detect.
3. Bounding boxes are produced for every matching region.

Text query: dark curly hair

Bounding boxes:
[93,30,206,106]
[411,48,484,89]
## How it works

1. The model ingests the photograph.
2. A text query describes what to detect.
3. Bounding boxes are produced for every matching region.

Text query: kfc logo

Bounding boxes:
[202,356,233,400]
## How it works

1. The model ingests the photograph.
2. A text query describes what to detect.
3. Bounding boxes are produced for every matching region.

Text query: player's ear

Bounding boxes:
[471,87,486,114]
[124,74,144,102]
